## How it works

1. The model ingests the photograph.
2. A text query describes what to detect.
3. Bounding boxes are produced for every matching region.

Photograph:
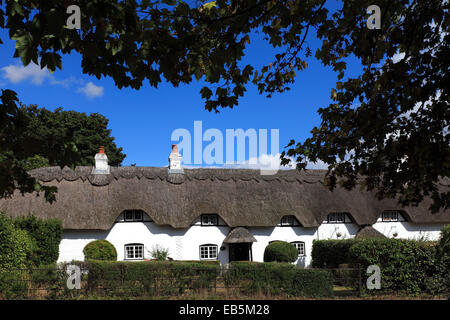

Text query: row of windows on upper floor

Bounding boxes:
[116,210,406,225]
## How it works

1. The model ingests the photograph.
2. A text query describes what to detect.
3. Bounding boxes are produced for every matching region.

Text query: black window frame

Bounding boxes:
[279,215,300,227]
[200,214,219,226]
[123,210,145,222]
[327,212,346,223]
[382,210,400,222]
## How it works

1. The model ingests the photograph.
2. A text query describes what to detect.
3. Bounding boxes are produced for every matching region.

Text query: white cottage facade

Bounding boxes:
[1,147,449,267]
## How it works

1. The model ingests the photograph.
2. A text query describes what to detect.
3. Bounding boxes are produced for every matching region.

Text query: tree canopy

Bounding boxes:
[19,105,126,168]
[0,0,448,211]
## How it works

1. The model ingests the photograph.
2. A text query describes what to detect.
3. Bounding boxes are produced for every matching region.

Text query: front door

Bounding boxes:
[229,243,252,262]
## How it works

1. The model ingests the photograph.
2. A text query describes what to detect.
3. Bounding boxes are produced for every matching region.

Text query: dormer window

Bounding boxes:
[123,210,145,222]
[279,215,299,226]
[327,212,346,223]
[382,210,400,222]
[201,214,219,226]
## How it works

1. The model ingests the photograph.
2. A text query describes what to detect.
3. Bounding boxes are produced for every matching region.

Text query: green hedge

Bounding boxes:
[14,215,62,266]
[312,233,450,296]
[0,213,34,270]
[83,240,117,261]
[263,241,298,263]
[224,261,333,298]
[311,239,357,268]
[85,260,220,297]
[349,238,438,295]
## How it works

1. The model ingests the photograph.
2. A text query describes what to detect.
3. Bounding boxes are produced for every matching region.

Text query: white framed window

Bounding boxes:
[201,214,219,226]
[123,210,145,222]
[280,216,296,226]
[382,210,399,222]
[125,243,144,260]
[199,244,218,260]
[291,241,306,256]
[327,212,346,223]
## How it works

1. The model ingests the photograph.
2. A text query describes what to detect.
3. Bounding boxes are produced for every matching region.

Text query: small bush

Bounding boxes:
[83,240,117,261]
[263,241,298,263]
[150,245,170,261]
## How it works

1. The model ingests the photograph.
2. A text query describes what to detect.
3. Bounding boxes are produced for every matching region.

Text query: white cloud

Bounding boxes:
[1,63,50,85]
[184,153,330,173]
[50,76,84,88]
[77,82,104,99]
[224,153,329,174]
[1,62,103,100]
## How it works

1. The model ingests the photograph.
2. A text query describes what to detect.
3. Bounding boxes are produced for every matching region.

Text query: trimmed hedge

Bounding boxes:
[14,215,63,266]
[85,260,220,297]
[311,239,356,268]
[83,240,117,261]
[224,261,333,298]
[0,213,34,270]
[263,241,298,263]
[312,232,450,296]
[349,238,438,295]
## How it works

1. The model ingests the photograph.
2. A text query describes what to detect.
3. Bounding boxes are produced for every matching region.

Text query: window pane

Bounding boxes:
[125,212,133,221]
[134,211,142,221]
[200,245,217,259]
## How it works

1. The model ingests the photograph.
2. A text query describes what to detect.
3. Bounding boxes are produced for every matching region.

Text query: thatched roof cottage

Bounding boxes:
[1,146,449,266]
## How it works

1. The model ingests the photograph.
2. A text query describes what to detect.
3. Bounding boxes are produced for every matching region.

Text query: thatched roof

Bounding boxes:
[224,227,257,243]
[0,166,449,230]
[355,226,387,239]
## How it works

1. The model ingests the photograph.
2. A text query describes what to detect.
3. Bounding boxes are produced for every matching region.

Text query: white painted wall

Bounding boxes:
[57,214,318,267]
[249,226,317,267]
[316,213,359,240]
[58,230,108,262]
[57,212,448,266]
[372,219,445,241]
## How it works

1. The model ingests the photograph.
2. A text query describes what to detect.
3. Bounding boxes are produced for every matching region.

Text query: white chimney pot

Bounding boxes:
[92,146,110,174]
[169,144,183,173]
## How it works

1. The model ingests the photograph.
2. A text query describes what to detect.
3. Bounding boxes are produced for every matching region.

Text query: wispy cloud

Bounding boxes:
[77,82,104,99]
[1,62,104,99]
[1,63,50,85]
[50,76,84,88]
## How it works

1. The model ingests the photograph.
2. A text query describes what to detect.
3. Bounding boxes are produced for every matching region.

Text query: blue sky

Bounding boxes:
[0,13,363,168]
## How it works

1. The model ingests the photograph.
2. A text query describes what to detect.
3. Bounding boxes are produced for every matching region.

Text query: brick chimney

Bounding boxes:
[92,146,110,174]
[168,144,183,173]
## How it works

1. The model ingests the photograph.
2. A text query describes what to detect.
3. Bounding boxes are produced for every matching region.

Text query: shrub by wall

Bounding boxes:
[0,214,34,299]
[14,215,63,266]
[224,261,333,298]
[311,239,357,268]
[0,213,34,270]
[425,225,450,295]
[348,239,437,295]
[85,260,220,297]
[263,241,298,263]
[83,240,117,261]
